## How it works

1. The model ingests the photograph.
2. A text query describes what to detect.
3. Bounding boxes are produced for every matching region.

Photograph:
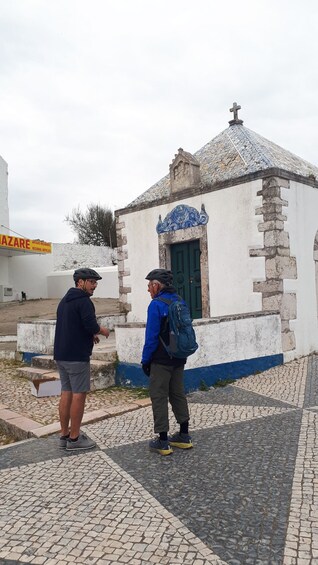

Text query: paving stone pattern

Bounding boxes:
[0,355,317,564]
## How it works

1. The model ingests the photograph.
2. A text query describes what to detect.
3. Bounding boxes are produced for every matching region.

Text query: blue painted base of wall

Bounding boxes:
[22,352,42,364]
[116,354,284,393]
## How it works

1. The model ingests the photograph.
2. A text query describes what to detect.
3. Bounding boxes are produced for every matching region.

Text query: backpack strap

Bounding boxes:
[155,297,172,306]
[154,297,173,356]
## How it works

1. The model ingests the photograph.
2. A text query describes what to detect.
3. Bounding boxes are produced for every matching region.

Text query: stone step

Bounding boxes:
[31,355,57,370]
[18,366,59,382]
[90,360,116,391]
[31,349,117,368]
[23,360,116,392]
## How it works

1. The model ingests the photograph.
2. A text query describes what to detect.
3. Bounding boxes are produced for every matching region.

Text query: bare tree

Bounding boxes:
[65,204,117,248]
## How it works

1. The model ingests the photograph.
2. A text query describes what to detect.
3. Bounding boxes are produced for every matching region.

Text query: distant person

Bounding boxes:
[21,291,26,302]
[54,268,110,451]
[141,268,193,456]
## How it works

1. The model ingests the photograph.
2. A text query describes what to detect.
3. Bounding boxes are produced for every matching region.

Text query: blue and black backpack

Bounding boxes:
[156,296,199,359]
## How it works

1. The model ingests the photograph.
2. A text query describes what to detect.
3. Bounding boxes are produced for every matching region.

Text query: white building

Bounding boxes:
[0,156,118,301]
[114,105,318,391]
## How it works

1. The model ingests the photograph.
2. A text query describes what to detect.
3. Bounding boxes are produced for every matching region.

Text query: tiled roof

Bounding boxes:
[127,124,318,208]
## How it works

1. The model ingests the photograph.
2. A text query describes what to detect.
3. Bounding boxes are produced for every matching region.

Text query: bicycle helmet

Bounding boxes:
[145,269,173,286]
[73,268,102,282]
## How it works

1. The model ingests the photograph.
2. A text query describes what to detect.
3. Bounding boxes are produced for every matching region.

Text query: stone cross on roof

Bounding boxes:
[229,102,244,126]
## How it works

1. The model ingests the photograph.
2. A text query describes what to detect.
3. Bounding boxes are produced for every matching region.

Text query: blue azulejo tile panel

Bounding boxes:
[115,354,284,393]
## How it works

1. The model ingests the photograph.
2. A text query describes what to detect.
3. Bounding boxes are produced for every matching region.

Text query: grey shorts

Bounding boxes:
[56,361,90,393]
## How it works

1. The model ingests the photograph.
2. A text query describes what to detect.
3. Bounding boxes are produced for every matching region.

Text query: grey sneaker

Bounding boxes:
[59,435,69,449]
[66,433,96,451]
[168,432,193,449]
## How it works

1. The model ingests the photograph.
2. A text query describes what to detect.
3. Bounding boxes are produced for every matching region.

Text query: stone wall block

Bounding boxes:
[117,249,128,261]
[282,330,296,352]
[249,247,275,258]
[281,293,297,320]
[264,230,289,248]
[255,205,281,216]
[253,280,283,293]
[263,177,289,189]
[276,247,290,257]
[265,256,297,279]
[262,213,287,222]
[117,259,125,271]
[116,235,127,247]
[116,221,126,230]
[119,286,131,294]
[281,321,290,332]
[262,293,283,311]
[258,220,284,232]
[258,186,281,199]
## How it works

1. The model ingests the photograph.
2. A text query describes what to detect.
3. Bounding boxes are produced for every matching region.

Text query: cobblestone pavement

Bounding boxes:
[0,359,148,433]
[0,356,317,564]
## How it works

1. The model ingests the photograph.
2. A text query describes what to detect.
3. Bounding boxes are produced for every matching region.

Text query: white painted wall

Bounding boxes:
[0,156,9,232]
[7,244,118,300]
[47,266,119,299]
[0,257,9,286]
[283,181,318,357]
[115,313,282,367]
[52,243,116,271]
[120,181,264,322]
[207,180,264,316]
[9,253,53,300]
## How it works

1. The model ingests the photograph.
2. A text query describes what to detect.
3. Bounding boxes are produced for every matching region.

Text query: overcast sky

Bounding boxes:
[0,0,317,243]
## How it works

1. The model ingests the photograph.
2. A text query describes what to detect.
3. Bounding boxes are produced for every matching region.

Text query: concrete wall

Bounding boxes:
[52,243,116,271]
[119,180,264,322]
[283,181,318,358]
[47,266,119,299]
[0,256,9,287]
[7,243,118,300]
[17,313,125,355]
[9,253,53,300]
[0,156,9,232]
[115,312,283,391]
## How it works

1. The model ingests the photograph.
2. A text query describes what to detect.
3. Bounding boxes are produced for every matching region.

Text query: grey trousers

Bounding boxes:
[149,363,190,433]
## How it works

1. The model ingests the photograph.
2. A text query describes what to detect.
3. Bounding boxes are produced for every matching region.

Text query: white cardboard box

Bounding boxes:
[30,378,61,398]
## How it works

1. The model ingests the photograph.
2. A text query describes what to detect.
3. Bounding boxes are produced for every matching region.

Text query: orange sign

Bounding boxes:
[0,233,52,254]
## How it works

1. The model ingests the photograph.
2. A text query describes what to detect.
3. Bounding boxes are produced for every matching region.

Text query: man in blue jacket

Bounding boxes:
[141,269,193,456]
[54,268,109,451]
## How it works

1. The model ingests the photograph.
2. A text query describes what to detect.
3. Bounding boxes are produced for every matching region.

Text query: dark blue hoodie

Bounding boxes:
[53,287,100,362]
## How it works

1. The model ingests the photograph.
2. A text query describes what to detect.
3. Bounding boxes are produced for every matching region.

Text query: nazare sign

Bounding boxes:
[0,233,51,254]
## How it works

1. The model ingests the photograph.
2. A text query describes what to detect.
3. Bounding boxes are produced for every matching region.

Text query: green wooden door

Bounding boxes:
[171,240,202,319]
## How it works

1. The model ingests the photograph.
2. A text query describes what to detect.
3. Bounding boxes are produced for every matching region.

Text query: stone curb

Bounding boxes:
[0,397,152,441]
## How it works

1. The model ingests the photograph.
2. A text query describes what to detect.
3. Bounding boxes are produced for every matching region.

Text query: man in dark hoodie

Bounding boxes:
[141,269,193,456]
[54,268,110,451]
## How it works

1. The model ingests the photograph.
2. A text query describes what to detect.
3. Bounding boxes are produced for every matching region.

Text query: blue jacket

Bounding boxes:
[53,287,100,362]
[141,288,186,367]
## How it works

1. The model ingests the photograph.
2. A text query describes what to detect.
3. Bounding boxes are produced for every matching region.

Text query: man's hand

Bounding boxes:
[93,335,100,344]
[99,326,110,339]
[142,363,151,377]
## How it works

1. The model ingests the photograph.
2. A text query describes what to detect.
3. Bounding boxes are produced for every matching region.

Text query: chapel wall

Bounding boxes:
[283,180,318,358]
[117,179,265,322]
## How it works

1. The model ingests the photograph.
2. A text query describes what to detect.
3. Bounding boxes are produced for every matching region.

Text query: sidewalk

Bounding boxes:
[0,356,150,443]
[0,355,317,564]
